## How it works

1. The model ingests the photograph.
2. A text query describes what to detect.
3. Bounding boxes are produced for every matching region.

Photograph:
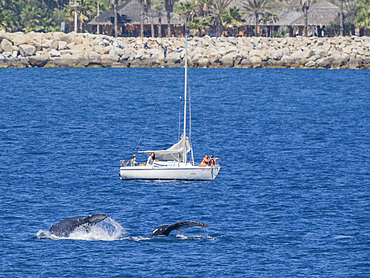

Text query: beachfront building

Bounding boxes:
[290,0,345,37]
[88,0,185,37]
[237,7,302,37]
[224,0,345,37]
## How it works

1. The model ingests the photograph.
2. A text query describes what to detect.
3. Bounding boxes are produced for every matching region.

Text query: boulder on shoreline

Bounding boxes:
[0,31,369,69]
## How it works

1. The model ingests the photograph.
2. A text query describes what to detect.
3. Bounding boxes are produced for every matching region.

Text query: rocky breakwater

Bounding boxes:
[0,31,369,69]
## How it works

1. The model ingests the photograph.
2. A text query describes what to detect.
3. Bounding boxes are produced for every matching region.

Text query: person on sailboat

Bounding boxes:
[199,154,210,166]
[147,152,155,165]
[209,155,218,171]
[131,155,138,166]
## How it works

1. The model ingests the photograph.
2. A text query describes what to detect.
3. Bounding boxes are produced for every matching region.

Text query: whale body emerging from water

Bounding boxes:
[49,214,109,237]
[150,221,207,236]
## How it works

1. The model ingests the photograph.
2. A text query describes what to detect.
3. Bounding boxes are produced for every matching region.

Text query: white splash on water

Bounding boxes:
[36,230,56,239]
[175,234,212,240]
[35,219,214,241]
[333,234,353,239]
[36,217,126,241]
[130,236,152,241]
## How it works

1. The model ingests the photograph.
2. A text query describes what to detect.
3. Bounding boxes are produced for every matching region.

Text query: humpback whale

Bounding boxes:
[150,221,207,236]
[49,214,109,237]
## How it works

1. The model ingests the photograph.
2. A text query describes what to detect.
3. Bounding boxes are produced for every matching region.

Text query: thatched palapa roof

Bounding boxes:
[88,0,184,26]
[272,8,302,26]
[291,1,343,27]
[220,0,342,27]
[240,7,301,26]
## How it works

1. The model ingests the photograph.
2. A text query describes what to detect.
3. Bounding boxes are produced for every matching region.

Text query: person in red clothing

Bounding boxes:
[199,154,210,166]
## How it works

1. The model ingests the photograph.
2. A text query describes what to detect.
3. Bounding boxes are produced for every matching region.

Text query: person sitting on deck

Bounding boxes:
[199,154,210,166]
[131,155,138,166]
[209,154,218,170]
[147,152,155,165]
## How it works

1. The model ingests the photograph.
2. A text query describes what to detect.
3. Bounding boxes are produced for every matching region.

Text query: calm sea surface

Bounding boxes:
[0,68,369,277]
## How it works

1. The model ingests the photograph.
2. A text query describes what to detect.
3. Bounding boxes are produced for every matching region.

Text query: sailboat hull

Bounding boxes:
[120,35,221,181]
[119,163,220,181]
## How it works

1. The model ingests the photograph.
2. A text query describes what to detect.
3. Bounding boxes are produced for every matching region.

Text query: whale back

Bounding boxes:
[49,217,85,237]
[49,214,109,237]
[150,225,170,236]
[150,221,207,236]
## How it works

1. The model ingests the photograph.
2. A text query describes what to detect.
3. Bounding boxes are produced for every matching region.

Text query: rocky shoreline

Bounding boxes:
[0,31,369,69]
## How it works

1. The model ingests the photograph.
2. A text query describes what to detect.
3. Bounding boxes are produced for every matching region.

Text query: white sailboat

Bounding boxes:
[119,33,220,181]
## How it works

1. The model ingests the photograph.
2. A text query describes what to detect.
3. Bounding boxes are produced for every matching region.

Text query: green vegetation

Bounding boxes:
[174,0,369,37]
[0,0,111,32]
[356,0,370,28]
[0,0,369,36]
[174,0,244,36]
[326,0,358,35]
[242,0,269,36]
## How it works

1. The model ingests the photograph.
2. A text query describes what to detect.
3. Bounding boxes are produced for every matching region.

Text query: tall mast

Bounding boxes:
[183,30,188,164]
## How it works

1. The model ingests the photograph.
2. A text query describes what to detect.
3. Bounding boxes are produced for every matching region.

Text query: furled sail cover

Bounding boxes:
[141,135,191,162]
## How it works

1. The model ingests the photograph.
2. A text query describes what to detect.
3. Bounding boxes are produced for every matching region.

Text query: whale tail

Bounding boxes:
[150,221,207,236]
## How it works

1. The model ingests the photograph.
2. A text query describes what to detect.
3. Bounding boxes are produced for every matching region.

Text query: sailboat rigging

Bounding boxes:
[119,32,220,181]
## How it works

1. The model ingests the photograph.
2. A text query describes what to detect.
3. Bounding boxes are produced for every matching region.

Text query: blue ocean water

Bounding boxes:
[0,68,369,277]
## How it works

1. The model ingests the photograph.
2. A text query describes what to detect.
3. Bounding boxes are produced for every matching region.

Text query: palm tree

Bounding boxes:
[53,7,67,30]
[0,8,15,31]
[222,6,244,36]
[299,0,310,36]
[20,2,46,32]
[153,0,164,37]
[189,17,209,36]
[139,0,153,37]
[222,6,243,25]
[43,0,63,9]
[0,4,13,31]
[149,2,155,38]
[110,0,119,37]
[242,0,269,36]
[164,0,177,37]
[137,0,144,37]
[263,11,278,37]
[143,0,155,38]
[339,0,344,36]
[0,0,23,31]
[79,0,96,33]
[176,0,197,24]
[355,0,370,32]
[197,0,211,17]
[209,0,233,36]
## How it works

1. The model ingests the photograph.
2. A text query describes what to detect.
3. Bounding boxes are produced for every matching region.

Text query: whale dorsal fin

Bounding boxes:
[82,214,109,225]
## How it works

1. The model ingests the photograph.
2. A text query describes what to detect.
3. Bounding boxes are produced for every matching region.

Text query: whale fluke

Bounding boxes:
[150,221,207,237]
[49,214,109,237]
